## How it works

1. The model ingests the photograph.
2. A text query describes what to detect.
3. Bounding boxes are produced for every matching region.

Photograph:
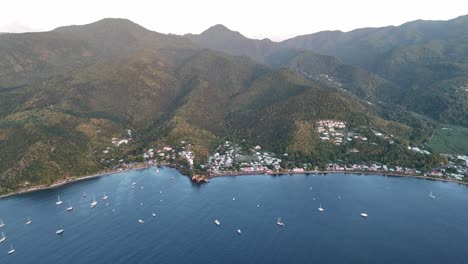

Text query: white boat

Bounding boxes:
[429,191,436,199]
[7,244,15,255]
[67,202,73,212]
[132,182,136,186]
[56,196,63,205]
[0,232,6,243]
[0,219,5,228]
[214,219,221,226]
[102,192,108,200]
[232,197,236,201]
[256,204,260,208]
[152,213,156,217]
[90,195,98,208]
[318,203,324,212]
[82,192,86,198]
[25,217,32,225]
[276,217,285,226]
[156,169,160,173]
[138,219,144,224]
[56,228,64,235]
[361,213,368,218]
[237,229,242,235]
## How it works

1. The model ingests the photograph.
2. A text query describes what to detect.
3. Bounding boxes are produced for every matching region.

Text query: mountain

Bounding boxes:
[188,17,468,127]
[282,15,468,126]
[0,18,448,194]
[185,24,283,63]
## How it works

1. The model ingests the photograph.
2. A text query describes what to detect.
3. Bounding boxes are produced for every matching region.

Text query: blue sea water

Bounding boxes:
[0,167,467,264]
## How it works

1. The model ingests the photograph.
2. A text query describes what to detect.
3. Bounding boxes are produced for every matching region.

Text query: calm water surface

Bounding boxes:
[0,167,467,264]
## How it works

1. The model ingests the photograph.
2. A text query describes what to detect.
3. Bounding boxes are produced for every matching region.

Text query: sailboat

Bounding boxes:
[429,191,436,199]
[7,244,15,255]
[56,196,63,205]
[318,203,324,212]
[90,195,98,208]
[360,213,368,218]
[67,201,73,212]
[25,217,32,225]
[102,192,108,200]
[237,229,242,235]
[0,219,4,228]
[82,192,87,198]
[138,219,144,224]
[214,219,221,226]
[276,217,285,226]
[0,232,6,243]
[56,226,64,235]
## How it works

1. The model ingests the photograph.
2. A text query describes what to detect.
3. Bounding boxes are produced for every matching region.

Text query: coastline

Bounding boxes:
[207,170,468,186]
[0,164,155,200]
[2,165,467,200]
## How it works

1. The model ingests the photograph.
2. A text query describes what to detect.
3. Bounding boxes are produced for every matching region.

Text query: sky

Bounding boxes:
[1,0,468,41]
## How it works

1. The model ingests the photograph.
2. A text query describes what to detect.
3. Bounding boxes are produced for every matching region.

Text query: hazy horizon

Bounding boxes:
[1,0,468,41]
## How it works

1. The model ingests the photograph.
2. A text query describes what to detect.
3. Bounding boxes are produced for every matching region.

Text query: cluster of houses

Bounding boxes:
[317,120,347,145]
[428,154,468,181]
[208,142,282,173]
[315,73,343,88]
[325,163,421,174]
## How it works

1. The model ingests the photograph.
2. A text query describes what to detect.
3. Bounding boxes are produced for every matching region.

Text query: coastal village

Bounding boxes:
[96,121,468,184]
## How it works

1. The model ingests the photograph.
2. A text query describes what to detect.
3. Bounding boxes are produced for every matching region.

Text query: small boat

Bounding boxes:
[56,228,64,235]
[56,196,63,205]
[232,197,236,201]
[318,203,324,212]
[276,217,285,226]
[141,186,144,189]
[214,219,221,226]
[152,213,156,217]
[361,213,368,218]
[0,232,6,243]
[256,204,260,208]
[429,191,436,199]
[140,203,143,206]
[156,169,160,173]
[82,192,86,198]
[309,186,313,190]
[7,244,15,255]
[67,202,73,212]
[138,219,144,224]
[237,229,242,235]
[25,217,32,225]
[90,195,98,208]
[102,193,108,200]
[132,182,136,186]
[0,219,5,228]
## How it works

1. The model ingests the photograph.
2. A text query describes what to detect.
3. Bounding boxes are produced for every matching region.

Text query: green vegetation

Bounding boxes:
[1,17,466,194]
[428,124,468,155]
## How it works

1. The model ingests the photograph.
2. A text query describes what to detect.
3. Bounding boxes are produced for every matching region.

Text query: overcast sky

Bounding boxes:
[1,0,467,41]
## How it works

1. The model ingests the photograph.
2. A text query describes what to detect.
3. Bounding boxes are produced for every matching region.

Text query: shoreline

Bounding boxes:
[0,164,155,200]
[207,170,468,186]
[1,166,467,199]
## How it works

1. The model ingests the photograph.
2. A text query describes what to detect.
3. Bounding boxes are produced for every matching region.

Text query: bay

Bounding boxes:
[0,167,467,263]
